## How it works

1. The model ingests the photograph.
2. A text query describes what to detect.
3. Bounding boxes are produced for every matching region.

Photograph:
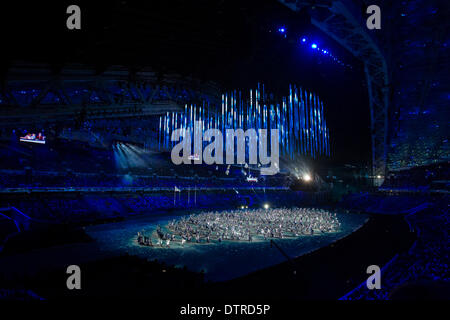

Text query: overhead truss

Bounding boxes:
[278,0,390,186]
[0,65,219,128]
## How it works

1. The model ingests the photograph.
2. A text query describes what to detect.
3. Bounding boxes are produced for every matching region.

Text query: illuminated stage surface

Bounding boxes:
[86,210,368,282]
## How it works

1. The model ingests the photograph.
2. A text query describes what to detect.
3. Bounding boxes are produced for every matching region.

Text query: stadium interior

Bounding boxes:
[0,0,448,304]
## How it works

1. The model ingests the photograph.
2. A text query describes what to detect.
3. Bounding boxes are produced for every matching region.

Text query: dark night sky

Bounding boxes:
[1,0,371,166]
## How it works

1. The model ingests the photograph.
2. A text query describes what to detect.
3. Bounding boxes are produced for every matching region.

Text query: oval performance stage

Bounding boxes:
[85,207,369,282]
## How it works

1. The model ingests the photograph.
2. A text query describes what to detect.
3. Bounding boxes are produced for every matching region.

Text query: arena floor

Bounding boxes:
[85,208,369,281]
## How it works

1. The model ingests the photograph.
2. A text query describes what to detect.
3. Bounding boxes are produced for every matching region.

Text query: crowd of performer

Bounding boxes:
[137,207,341,248]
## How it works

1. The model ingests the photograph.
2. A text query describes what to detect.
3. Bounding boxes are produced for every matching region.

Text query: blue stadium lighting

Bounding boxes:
[113,142,147,169]
[297,35,350,68]
[159,84,331,160]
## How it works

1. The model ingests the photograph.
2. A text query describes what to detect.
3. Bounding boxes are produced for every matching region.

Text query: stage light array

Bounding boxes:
[159,83,330,161]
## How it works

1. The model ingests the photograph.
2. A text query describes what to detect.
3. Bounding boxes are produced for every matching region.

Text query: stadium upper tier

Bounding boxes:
[0,139,289,190]
[384,0,448,171]
[382,163,449,191]
[0,63,221,127]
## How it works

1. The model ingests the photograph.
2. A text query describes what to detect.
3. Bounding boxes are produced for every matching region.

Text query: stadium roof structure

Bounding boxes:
[278,0,448,184]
